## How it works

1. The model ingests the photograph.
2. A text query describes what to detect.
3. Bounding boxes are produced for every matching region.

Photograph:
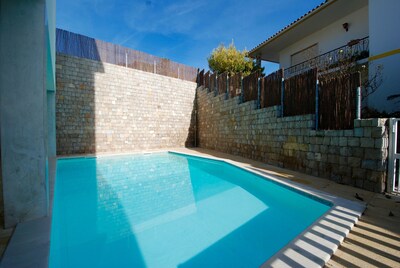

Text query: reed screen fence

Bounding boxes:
[242,71,262,103]
[283,68,317,116]
[56,28,198,82]
[204,71,210,91]
[229,73,242,98]
[217,72,228,95]
[318,72,361,129]
[261,69,283,108]
[209,72,217,93]
[197,69,204,86]
[197,66,361,130]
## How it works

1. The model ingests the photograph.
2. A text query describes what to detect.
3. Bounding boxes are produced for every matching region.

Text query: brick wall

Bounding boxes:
[56,54,197,155]
[197,87,389,192]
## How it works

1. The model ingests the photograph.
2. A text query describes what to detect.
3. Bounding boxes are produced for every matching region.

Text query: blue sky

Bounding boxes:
[56,0,324,72]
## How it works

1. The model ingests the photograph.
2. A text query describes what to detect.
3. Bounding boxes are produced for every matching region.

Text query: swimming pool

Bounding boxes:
[50,152,331,267]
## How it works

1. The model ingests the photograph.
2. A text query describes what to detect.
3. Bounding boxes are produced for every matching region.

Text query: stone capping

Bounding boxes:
[196,86,389,192]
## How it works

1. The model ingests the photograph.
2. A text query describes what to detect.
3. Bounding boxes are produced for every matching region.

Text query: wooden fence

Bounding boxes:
[204,71,210,90]
[242,71,262,102]
[261,69,282,108]
[197,66,361,130]
[318,72,360,129]
[56,28,198,82]
[209,72,217,93]
[229,73,242,98]
[217,72,228,95]
[197,70,205,87]
[283,68,317,116]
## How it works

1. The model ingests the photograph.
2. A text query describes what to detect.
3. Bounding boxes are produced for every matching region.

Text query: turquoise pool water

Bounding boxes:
[50,152,331,268]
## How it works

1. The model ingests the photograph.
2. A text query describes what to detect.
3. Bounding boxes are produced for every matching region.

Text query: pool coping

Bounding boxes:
[0,150,366,268]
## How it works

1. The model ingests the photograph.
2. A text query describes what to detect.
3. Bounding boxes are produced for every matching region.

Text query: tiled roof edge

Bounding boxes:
[249,0,330,55]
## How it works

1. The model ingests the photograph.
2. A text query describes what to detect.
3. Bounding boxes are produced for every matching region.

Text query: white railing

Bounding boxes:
[388,118,400,194]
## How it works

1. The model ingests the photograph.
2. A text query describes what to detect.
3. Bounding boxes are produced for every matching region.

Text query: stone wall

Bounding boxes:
[56,53,390,192]
[56,54,197,155]
[197,86,389,192]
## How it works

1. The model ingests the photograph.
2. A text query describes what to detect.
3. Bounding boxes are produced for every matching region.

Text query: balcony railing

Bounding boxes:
[284,36,369,78]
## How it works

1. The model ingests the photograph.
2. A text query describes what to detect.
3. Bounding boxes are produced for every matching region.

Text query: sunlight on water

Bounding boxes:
[50,153,330,268]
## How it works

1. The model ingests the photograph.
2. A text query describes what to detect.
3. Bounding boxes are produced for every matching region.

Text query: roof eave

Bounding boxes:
[249,0,334,59]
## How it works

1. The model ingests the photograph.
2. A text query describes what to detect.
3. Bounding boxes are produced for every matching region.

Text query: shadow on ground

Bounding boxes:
[326,194,400,268]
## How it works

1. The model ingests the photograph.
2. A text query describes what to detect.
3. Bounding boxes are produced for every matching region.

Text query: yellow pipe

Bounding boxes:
[369,49,400,61]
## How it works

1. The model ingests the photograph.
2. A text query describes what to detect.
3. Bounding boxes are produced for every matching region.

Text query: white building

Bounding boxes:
[249,0,400,114]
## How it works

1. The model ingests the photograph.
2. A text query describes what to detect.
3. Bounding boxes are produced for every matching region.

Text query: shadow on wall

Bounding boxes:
[56,30,104,155]
[185,95,198,148]
[54,33,147,266]
[57,29,199,155]
[0,150,3,227]
[50,158,146,267]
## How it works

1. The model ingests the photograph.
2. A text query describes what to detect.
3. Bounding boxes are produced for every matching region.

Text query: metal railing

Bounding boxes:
[388,118,400,194]
[285,36,369,78]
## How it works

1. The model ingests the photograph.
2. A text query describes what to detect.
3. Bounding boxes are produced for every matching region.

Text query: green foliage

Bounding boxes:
[207,42,263,76]
[252,60,265,76]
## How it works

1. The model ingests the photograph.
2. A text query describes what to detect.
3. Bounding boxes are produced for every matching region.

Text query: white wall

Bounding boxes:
[0,0,50,227]
[279,6,369,68]
[368,0,400,113]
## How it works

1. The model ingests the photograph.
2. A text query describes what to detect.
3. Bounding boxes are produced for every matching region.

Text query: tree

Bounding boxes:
[207,42,263,76]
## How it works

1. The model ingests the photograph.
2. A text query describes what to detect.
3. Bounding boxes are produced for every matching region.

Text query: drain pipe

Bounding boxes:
[315,78,319,130]
[356,71,362,119]
[125,51,128,68]
[194,109,197,147]
[194,91,198,147]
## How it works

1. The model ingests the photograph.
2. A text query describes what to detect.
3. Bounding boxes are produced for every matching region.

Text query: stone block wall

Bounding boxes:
[56,54,197,155]
[197,87,389,192]
[55,53,390,192]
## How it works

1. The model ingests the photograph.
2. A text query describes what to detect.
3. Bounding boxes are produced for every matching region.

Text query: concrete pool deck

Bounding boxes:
[0,148,399,267]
